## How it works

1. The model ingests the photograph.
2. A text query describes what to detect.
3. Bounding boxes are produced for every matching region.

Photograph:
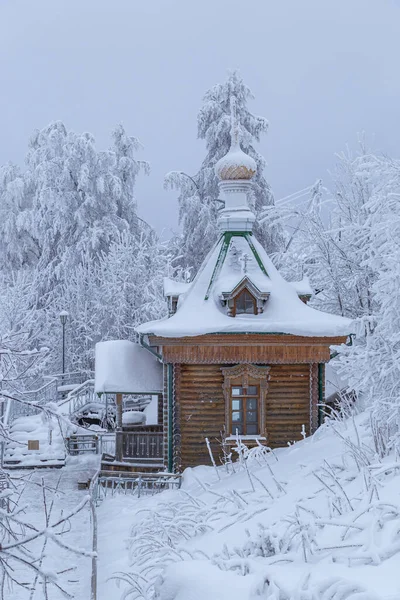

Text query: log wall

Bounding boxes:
[177,364,225,470]
[175,362,317,469]
[266,364,311,447]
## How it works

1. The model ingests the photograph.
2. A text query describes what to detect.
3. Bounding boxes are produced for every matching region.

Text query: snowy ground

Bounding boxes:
[6,410,400,599]
[7,455,99,600]
[97,412,400,600]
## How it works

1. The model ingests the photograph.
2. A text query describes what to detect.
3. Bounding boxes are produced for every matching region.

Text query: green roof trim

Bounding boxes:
[205,232,248,300]
[244,233,269,276]
[204,231,270,300]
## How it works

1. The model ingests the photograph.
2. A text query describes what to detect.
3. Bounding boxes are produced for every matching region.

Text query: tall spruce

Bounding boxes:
[165,70,283,273]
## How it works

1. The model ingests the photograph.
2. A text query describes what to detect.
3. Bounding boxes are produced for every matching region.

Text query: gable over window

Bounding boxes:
[220,276,270,317]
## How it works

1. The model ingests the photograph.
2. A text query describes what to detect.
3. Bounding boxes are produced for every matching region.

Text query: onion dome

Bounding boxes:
[215,97,257,181]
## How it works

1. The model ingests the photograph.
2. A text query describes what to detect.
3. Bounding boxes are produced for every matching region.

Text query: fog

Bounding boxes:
[1,0,399,235]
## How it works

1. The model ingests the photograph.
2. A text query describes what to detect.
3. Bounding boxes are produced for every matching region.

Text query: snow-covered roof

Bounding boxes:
[163,277,192,297]
[289,278,313,296]
[94,340,162,394]
[137,233,352,339]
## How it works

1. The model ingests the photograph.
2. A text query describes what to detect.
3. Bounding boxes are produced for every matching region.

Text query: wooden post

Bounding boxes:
[115,393,123,462]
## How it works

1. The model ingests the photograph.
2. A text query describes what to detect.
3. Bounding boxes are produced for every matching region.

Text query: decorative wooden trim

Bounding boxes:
[157,393,163,425]
[162,364,169,467]
[161,344,334,365]
[309,363,319,434]
[173,364,182,473]
[221,364,270,437]
[150,334,348,347]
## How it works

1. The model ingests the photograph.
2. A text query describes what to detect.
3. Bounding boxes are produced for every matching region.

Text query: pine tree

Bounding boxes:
[165,70,283,273]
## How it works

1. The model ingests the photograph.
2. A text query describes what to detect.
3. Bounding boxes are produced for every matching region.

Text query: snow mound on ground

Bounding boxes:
[98,410,400,600]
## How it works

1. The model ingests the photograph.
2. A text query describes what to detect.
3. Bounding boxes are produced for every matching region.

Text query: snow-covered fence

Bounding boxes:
[98,432,116,455]
[94,471,181,503]
[66,433,99,455]
[65,433,116,456]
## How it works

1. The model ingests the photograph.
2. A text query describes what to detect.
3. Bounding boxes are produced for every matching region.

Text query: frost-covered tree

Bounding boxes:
[165,70,283,272]
[0,122,153,373]
[0,163,36,270]
[274,144,380,321]
[0,122,148,279]
[335,154,400,453]
[273,142,400,452]
[97,229,167,342]
[42,229,168,373]
[0,269,49,389]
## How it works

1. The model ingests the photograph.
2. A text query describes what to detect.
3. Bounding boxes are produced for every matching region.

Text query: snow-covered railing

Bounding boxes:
[9,377,58,415]
[121,428,163,461]
[94,470,181,503]
[58,379,98,417]
[7,378,58,423]
[66,434,99,455]
[98,432,116,456]
[45,370,93,389]
[44,371,94,401]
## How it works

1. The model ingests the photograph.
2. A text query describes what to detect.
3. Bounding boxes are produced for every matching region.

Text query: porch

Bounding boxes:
[100,426,164,472]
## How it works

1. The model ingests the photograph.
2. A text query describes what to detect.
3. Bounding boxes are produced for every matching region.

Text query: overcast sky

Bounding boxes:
[1,0,399,236]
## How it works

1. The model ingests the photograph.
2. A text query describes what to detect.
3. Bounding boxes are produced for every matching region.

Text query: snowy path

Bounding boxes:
[8,456,100,600]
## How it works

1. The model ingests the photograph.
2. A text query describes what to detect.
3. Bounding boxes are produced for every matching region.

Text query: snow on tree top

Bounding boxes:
[137,233,352,338]
[94,340,162,394]
[214,96,257,181]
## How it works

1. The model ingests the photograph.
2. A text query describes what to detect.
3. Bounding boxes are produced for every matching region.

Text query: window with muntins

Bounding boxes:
[234,289,256,315]
[231,384,259,435]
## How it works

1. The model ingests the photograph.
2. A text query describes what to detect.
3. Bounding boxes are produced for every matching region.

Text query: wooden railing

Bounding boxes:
[66,434,99,455]
[121,427,163,461]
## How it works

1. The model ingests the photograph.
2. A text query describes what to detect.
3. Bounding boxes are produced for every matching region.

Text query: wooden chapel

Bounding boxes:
[137,102,351,472]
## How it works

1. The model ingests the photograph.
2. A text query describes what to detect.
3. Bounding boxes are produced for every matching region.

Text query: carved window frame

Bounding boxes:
[221,364,270,438]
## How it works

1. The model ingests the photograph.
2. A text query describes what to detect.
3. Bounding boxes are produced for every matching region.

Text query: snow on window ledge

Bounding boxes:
[225,435,266,441]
